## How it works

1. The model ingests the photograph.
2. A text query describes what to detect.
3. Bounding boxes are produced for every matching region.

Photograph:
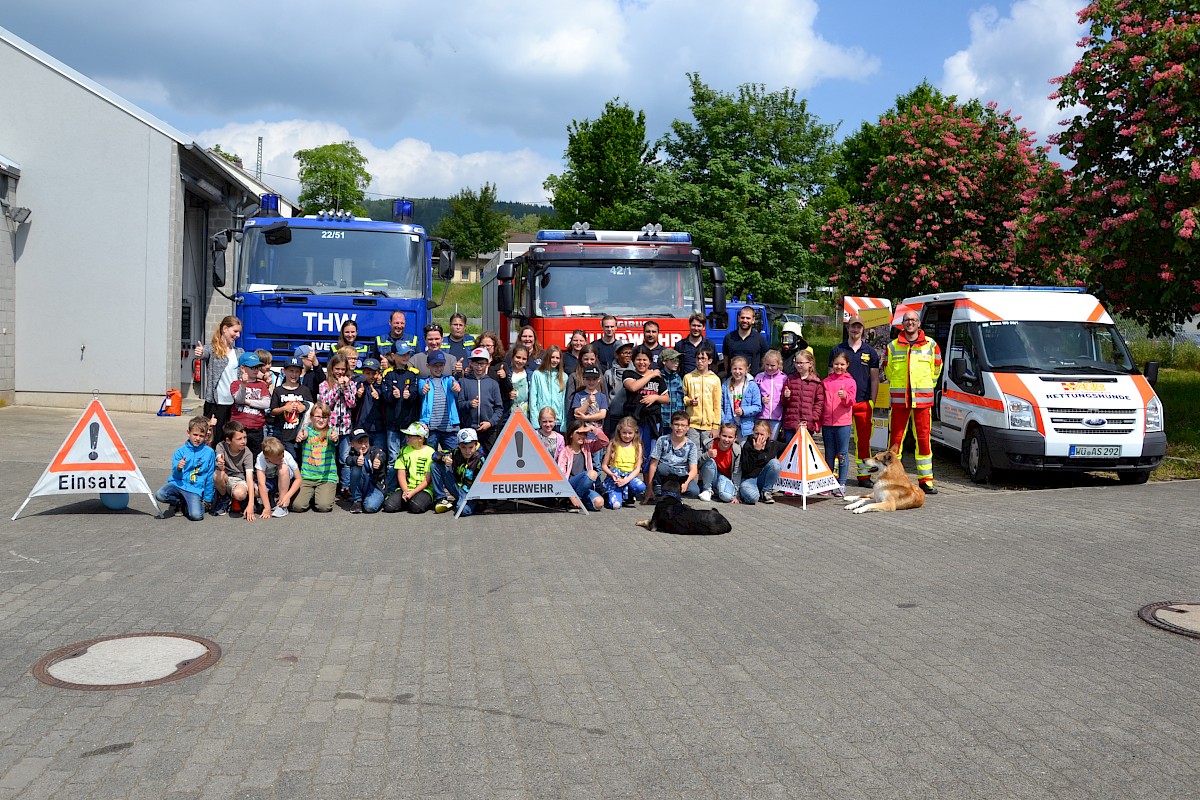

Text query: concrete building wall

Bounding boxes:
[0,167,18,405]
[1,38,178,411]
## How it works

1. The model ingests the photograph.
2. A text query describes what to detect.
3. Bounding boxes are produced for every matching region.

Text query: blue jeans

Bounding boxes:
[442,480,477,517]
[698,460,736,502]
[155,484,205,520]
[603,469,646,509]
[347,465,385,513]
[569,471,603,509]
[823,424,852,486]
[739,459,782,504]
[638,421,658,478]
[428,428,460,455]
[337,435,352,488]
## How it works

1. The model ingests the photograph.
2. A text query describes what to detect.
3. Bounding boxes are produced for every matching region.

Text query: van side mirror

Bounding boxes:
[951,358,967,384]
[1144,360,1159,387]
[211,231,229,288]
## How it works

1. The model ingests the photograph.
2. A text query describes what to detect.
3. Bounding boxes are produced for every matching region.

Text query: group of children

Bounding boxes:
[157,324,867,520]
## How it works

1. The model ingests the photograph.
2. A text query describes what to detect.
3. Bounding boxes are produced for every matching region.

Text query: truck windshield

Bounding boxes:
[975,320,1137,374]
[533,264,703,317]
[239,227,424,297]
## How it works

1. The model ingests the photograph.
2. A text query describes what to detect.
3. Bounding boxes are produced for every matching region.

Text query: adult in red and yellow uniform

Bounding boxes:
[882,311,942,493]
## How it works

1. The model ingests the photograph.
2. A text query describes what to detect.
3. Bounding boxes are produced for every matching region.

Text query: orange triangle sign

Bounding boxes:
[775,427,840,499]
[459,409,584,514]
[13,399,158,520]
[49,399,138,472]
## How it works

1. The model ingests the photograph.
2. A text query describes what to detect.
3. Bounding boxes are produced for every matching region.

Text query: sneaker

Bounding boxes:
[698,490,713,502]
[158,503,178,520]
[271,506,289,518]
[350,500,364,514]
[761,491,775,505]
[211,496,229,516]
[857,478,874,489]
[434,497,454,514]
[338,486,351,501]
[832,485,846,497]
[921,484,938,495]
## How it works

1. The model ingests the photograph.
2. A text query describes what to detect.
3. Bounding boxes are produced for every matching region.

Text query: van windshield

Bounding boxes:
[975,321,1137,374]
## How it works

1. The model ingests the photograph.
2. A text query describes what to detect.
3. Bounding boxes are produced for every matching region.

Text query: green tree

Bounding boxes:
[294,141,371,216]
[210,144,243,168]
[543,99,656,229]
[815,94,1085,297]
[503,213,544,235]
[1050,1,1200,334]
[435,183,508,261]
[653,74,838,303]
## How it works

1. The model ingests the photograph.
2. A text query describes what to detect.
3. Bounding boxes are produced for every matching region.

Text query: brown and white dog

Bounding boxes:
[843,446,927,513]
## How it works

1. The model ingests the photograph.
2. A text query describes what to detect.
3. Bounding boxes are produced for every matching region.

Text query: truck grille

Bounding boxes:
[1046,407,1137,436]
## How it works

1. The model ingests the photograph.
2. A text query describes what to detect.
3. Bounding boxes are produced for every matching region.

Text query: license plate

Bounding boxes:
[1070,445,1121,458]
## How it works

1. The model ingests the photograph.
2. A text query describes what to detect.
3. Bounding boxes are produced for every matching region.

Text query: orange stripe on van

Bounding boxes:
[954,298,1003,321]
[943,389,1004,411]
[992,373,1044,436]
[1087,302,1106,322]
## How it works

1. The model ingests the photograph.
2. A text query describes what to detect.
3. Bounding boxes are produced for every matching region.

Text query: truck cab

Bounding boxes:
[895,286,1166,484]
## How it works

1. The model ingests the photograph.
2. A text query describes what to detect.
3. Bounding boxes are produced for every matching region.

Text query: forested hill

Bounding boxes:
[363,198,552,230]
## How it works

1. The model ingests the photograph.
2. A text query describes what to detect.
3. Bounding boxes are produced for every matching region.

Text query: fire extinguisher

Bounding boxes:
[192,358,202,383]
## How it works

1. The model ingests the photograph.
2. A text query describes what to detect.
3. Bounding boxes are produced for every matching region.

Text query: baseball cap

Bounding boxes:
[351,428,369,441]
[659,348,680,362]
[456,427,479,444]
[402,421,429,437]
[294,344,314,358]
[847,314,865,326]
[390,343,414,357]
[470,347,490,361]
[284,356,304,369]
[427,351,446,365]
[238,352,262,368]
[615,340,634,352]
[583,365,602,378]
[362,357,381,371]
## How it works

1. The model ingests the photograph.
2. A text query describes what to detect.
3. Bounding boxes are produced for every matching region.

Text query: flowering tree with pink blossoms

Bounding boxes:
[1050,1,1200,333]
[815,94,1085,298]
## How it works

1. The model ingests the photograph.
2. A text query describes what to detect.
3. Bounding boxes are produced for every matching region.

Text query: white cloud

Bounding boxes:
[941,0,1085,150]
[195,120,561,204]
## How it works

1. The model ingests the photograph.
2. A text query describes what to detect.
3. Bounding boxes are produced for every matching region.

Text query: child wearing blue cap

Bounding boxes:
[230,351,271,457]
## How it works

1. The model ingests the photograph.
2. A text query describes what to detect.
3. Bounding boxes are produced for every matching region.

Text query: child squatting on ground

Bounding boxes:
[156,416,216,520]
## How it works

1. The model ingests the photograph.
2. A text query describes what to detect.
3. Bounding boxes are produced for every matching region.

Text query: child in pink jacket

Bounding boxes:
[821,351,858,495]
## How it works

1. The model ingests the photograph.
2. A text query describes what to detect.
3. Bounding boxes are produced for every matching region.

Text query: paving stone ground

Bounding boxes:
[0,405,1196,799]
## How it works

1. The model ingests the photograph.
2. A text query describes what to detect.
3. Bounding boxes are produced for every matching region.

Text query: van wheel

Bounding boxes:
[1118,469,1151,485]
[966,428,992,484]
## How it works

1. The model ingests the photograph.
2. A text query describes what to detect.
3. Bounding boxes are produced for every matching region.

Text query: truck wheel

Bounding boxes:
[1118,469,1151,485]
[966,427,992,484]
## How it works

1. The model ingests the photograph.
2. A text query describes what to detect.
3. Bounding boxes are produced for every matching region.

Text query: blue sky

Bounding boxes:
[2,0,1085,205]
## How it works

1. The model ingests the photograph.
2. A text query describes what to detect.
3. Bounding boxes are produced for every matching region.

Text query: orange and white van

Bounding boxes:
[894,286,1166,484]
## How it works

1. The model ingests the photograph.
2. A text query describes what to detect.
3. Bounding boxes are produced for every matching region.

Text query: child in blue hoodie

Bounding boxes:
[156,416,216,520]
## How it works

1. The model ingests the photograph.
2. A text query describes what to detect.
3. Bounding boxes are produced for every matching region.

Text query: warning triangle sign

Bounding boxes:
[775,427,840,503]
[13,400,159,520]
[459,408,584,515]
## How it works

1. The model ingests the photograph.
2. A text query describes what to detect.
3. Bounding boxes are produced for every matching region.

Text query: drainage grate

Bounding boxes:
[1137,602,1200,640]
[32,633,221,690]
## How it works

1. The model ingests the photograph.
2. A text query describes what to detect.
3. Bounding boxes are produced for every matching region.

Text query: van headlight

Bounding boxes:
[1005,395,1035,430]
[1146,396,1163,433]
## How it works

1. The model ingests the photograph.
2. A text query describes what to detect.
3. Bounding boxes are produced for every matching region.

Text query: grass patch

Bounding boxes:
[1153,368,1200,480]
[431,282,484,333]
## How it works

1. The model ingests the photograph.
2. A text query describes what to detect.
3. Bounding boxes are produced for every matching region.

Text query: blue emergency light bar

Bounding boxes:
[964,285,1086,293]
[393,199,414,223]
[536,229,692,243]
[260,193,281,216]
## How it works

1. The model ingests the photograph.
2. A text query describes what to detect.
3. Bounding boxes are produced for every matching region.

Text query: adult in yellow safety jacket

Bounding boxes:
[882,312,943,493]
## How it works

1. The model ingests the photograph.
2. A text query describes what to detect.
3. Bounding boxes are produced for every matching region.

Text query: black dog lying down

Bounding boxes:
[635,477,731,535]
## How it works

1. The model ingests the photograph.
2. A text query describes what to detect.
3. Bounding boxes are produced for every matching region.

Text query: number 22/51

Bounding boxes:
[321,231,346,239]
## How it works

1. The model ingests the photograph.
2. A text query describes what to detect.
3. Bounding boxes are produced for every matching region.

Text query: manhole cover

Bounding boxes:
[1137,602,1200,640]
[32,633,221,690]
